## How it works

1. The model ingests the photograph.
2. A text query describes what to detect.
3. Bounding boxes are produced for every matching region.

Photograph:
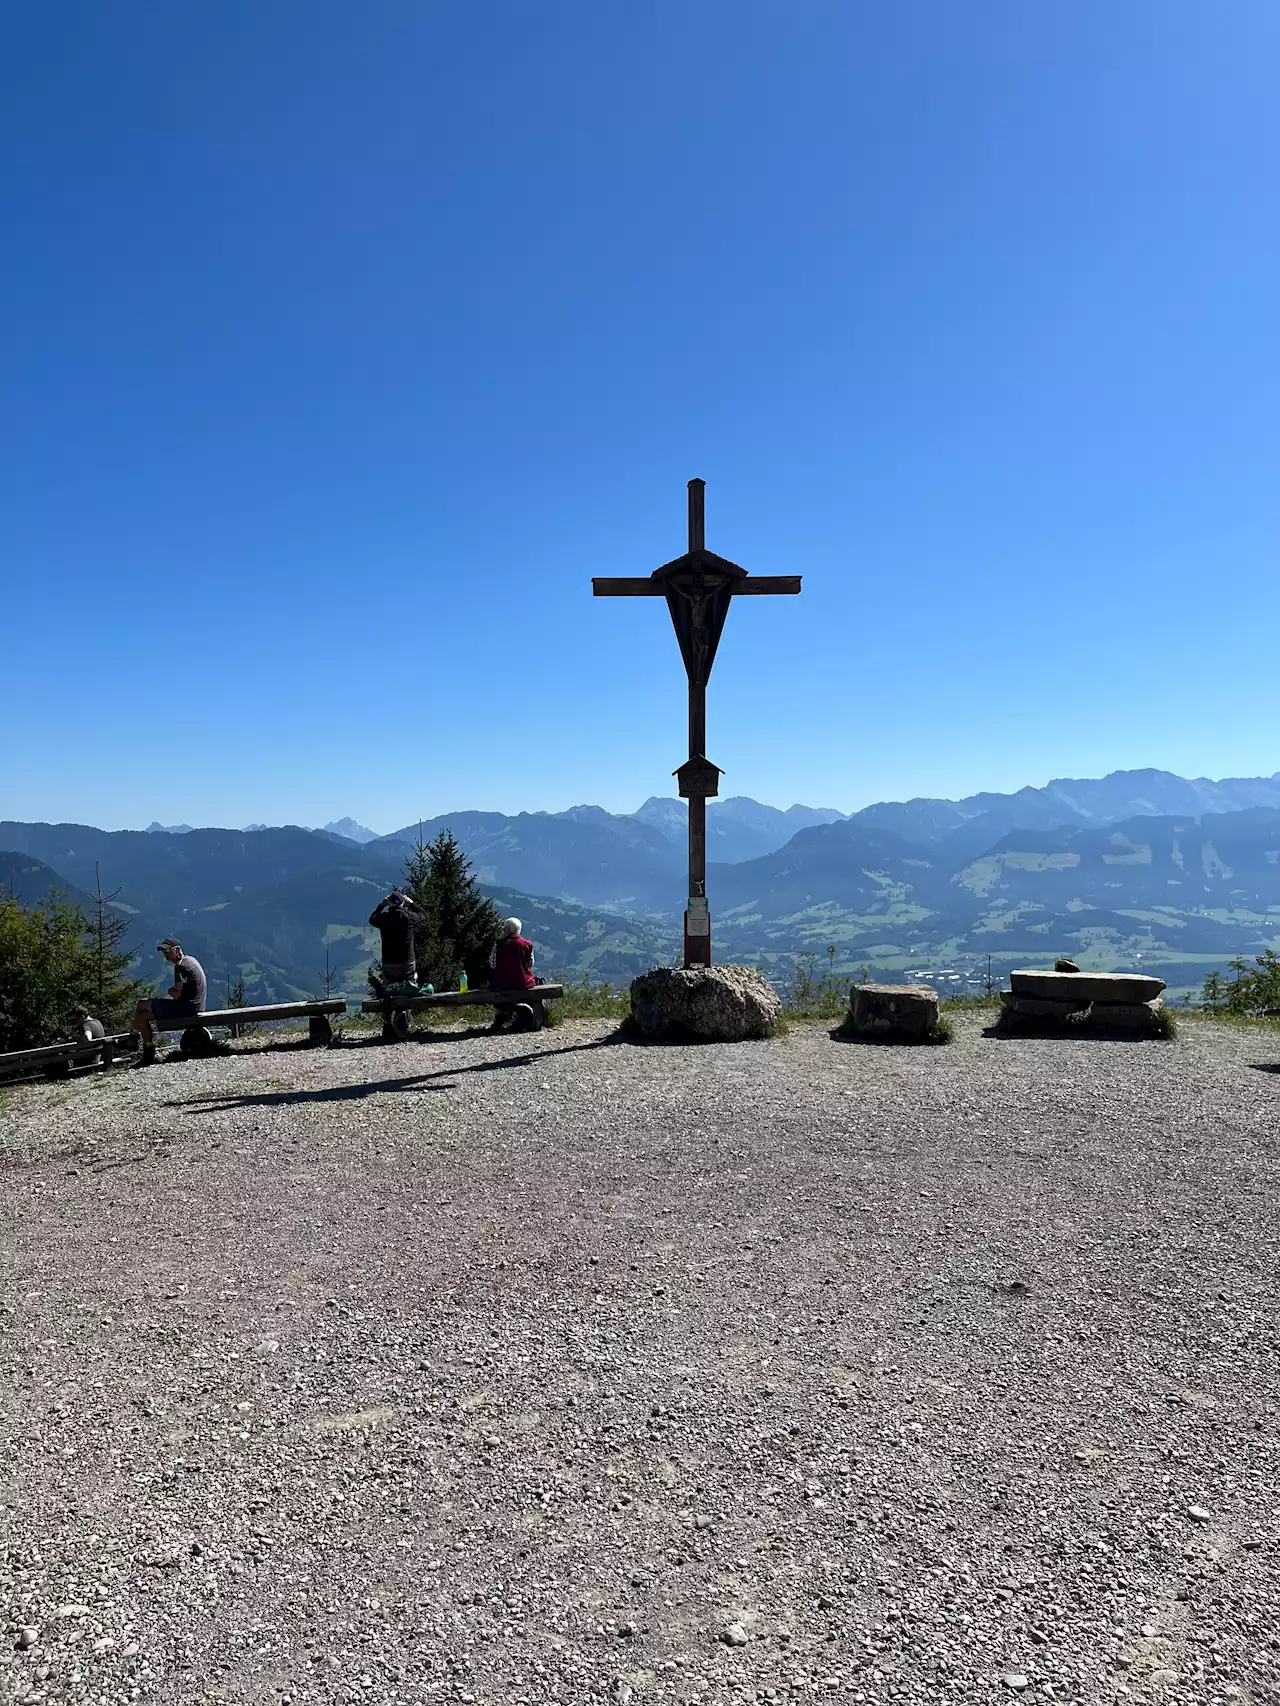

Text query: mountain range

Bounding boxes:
[5,767,1278,1002]
[146,817,381,844]
[374,795,848,869]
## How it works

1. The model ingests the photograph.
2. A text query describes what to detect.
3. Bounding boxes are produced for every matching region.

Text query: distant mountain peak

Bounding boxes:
[553,805,619,826]
[631,794,846,861]
[321,817,378,844]
[143,821,194,834]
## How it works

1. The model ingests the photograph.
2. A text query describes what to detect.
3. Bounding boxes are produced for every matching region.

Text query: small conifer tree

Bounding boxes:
[317,945,340,999]
[401,830,502,991]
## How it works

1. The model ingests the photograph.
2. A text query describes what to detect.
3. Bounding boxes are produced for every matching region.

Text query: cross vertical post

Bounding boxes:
[592,479,801,968]
[684,479,709,962]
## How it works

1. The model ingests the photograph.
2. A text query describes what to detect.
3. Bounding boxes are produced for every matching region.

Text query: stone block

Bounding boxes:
[848,983,940,1040]
[1001,992,1092,1021]
[1091,999,1166,1031]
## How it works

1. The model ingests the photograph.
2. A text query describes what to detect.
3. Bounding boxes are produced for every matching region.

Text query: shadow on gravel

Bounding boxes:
[164,1035,623,1112]
[169,1075,459,1110]
[1247,1062,1280,1074]
[340,1025,630,1049]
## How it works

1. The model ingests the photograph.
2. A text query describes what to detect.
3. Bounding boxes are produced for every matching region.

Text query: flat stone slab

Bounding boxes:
[1010,968,1166,1004]
[849,983,940,1039]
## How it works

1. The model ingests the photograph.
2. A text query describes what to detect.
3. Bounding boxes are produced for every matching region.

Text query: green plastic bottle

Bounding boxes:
[459,967,468,994]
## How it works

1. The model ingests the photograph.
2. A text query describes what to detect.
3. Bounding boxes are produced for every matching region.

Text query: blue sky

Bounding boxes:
[3,1,1277,832]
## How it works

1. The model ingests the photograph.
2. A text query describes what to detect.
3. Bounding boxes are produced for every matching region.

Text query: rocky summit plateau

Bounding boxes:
[2,1012,1278,1703]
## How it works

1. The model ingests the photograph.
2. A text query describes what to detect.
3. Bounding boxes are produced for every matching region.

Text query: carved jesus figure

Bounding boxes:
[673,574,727,686]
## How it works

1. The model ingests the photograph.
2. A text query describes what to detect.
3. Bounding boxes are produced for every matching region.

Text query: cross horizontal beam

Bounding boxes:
[722,576,802,595]
[592,577,665,596]
[593,574,801,597]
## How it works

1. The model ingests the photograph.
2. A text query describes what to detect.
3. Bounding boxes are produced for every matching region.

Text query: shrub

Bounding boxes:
[784,946,850,1021]
[1202,952,1280,1019]
[0,888,144,1050]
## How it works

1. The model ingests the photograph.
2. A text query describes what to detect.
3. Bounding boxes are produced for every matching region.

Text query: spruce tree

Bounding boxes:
[401,830,502,991]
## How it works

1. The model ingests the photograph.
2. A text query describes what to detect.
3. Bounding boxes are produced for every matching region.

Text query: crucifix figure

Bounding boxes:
[594,479,801,967]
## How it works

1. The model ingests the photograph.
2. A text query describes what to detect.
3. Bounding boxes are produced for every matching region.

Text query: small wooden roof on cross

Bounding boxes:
[674,755,723,799]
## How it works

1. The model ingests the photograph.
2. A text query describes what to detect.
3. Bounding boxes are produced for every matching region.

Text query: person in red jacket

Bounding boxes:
[488,917,536,1029]
[489,917,536,989]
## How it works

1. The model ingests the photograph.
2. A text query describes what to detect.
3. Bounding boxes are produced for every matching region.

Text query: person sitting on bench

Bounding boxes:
[70,1005,106,1043]
[490,917,536,990]
[132,937,207,1063]
[488,918,537,1029]
[368,891,427,996]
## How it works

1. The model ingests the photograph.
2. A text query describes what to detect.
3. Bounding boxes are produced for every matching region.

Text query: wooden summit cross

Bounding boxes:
[593,479,801,967]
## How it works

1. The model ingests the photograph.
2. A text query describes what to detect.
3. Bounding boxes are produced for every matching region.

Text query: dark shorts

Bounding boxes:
[151,997,201,1025]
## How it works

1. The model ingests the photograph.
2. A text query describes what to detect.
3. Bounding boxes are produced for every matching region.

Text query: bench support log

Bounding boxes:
[179,1025,218,1059]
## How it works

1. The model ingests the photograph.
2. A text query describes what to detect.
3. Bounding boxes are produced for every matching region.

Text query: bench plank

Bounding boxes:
[0,1034,132,1070]
[161,999,347,1031]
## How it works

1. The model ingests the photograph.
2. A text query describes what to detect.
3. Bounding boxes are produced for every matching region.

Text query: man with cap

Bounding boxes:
[130,937,207,1064]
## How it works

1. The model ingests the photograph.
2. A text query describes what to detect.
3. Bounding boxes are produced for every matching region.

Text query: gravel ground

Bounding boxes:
[2,1013,1279,1706]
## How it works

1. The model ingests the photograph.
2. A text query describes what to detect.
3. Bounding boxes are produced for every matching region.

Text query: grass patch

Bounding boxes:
[1176,1009,1280,1034]
[1152,1005,1178,1041]
[550,978,631,1025]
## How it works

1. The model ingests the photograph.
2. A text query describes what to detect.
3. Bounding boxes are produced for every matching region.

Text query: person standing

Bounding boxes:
[368,891,427,995]
[131,937,207,1064]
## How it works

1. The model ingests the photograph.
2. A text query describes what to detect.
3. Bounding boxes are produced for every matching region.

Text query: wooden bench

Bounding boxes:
[361,984,564,1040]
[157,999,348,1056]
[0,1033,134,1082]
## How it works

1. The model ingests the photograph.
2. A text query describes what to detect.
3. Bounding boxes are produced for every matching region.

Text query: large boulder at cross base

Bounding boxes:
[1010,968,1166,1005]
[848,983,940,1040]
[629,965,781,1042]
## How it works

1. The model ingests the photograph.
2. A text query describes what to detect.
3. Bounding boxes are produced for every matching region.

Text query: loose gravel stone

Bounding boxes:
[1,1013,1277,1703]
